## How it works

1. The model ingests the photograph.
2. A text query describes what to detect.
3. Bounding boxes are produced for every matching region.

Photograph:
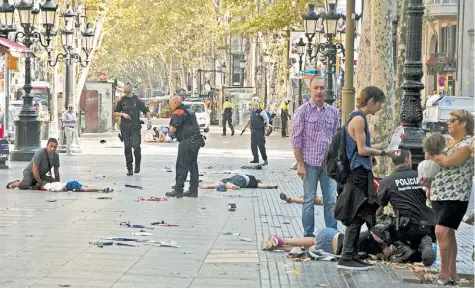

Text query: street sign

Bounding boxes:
[100,72,107,81]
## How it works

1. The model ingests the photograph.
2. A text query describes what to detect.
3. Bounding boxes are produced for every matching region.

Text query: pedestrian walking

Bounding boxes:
[291,76,339,235]
[166,95,205,198]
[242,102,269,165]
[222,97,235,136]
[114,83,151,176]
[334,86,398,271]
[280,100,291,137]
[62,104,77,156]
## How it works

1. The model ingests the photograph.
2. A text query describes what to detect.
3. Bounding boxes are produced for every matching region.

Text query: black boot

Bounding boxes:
[127,165,133,176]
[231,130,235,136]
[134,163,140,174]
[250,159,259,164]
[183,190,198,197]
[390,241,416,263]
[165,189,183,198]
[419,235,436,267]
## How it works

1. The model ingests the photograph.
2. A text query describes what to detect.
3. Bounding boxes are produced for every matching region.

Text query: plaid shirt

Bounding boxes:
[291,101,339,167]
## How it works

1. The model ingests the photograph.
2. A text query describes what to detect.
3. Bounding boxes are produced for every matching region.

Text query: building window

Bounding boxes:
[439,27,447,53]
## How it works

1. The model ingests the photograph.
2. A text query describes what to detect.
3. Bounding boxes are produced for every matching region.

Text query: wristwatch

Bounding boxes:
[381,149,387,156]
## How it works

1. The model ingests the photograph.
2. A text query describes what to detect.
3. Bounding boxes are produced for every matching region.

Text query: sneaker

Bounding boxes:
[337,259,369,271]
[419,235,436,267]
[353,258,374,268]
[183,191,198,197]
[165,190,183,198]
[103,187,114,193]
[250,160,259,164]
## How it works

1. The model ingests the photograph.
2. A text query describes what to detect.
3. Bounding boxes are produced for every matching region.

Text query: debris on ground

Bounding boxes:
[89,241,113,247]
[239,237,252,242]
[95,174,105,179]
[227,203,236,211]
[97,197,112,200]
[144,241,180,248]
[58,285,71,287]
[102,237,139,242]
[205,166,213,169]
[286,269,299,275]
[316,284,328,287]
[99,140,106,144]
[241,165,262,170]
[223,232,240,236]
[151,221,179,227]
[125,184,143,190]
[120,221,154,229]
[116,242,139,247]
[45,199,57,202]
[165,167,172,172]
[131,232,153,236]
[137,197,167,202]
[282,221,291,224]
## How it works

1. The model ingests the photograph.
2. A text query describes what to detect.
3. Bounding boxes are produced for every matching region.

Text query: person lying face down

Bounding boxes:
[199,174,278,191]
[6,179,113,193]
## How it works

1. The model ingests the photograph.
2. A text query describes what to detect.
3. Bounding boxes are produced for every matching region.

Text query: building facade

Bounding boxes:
[456,0,474,97]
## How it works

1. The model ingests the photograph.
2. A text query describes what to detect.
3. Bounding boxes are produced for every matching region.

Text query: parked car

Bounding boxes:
[183,101,210,132]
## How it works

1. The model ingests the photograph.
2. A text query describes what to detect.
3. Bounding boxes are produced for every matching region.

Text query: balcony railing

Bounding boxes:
[426,0,458,17]
[426,52,457,75]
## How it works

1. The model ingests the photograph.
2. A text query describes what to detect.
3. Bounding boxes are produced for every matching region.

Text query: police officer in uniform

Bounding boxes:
[166,95,205,198]
[242,102,269,165]
[114,83,151,175]
[280,100,291,137]
[222,97,235,136]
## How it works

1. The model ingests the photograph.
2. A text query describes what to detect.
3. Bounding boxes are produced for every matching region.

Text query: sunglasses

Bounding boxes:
[448,118,459,124]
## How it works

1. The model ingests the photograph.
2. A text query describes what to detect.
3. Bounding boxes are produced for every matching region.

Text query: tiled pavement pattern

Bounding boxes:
[0,132,472,288]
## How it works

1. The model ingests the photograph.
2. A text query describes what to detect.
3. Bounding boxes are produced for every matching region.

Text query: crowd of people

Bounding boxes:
[4,78,473,284]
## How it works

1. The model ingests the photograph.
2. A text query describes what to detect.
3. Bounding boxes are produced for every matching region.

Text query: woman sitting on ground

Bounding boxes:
[199,174,278,191]
[7,179,113,193]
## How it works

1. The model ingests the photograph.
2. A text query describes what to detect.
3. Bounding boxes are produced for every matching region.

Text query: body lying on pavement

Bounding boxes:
[7,179,112,193]
[199,174,278,191]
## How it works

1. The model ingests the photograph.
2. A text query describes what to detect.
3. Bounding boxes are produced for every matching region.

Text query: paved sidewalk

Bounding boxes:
[0,137,472,287]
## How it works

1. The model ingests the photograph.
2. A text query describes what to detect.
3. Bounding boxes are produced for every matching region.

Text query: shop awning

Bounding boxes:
[0,37,34,58]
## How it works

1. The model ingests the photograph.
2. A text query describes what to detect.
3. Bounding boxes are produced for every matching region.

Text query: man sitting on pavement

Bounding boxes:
[377,149,437,266]
[199,174,278,191]
[6,138,60,190]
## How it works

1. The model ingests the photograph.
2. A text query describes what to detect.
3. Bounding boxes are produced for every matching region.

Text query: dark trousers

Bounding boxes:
[281,116,288,136]
[19,171,56,190]
[121,125,141,169]
[175,139,201,193]
[251,128,267,161]
[222,114,234,134]
[389,219,436,249]
[341,216,365,260]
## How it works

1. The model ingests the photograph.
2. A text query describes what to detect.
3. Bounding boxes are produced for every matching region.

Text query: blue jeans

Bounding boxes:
[302,163,338,236]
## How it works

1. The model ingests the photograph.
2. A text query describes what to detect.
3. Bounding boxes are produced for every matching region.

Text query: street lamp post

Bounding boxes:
[47,4,94,154]
[3,0,58,161]
[399,0,426,169]
[303,1,345,105]
[296,38,306,107]
[239,57,246,86]
[262,51,270,108]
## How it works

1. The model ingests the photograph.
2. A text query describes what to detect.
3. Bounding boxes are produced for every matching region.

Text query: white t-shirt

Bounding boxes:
[44,182,66,192]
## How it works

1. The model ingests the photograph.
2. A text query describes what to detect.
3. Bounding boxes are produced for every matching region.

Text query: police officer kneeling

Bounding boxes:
[377,149,436,266]
[166,95,205,198]
[114,83,151,176]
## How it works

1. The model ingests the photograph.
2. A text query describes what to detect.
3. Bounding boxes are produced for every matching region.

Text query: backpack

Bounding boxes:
[324,112,367,185]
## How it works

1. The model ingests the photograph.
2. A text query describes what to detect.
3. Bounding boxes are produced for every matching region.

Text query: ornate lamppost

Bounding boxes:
[399,0,425,169]
[303,1,345,105]
[2,0,59,161]
[296,38,306,107]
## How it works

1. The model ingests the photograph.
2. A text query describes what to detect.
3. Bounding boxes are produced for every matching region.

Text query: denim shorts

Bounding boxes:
[314,228,340,254]
[65,180,84,191]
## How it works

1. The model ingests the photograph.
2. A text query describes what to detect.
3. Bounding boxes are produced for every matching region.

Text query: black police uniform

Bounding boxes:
[281,104,290,137]
[166,104,204,197]
[250,109,268,163]
[378,166,436,265]
[114,94,149,174]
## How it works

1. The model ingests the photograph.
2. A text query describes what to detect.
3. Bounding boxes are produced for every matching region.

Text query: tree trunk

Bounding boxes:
[356,0,396,176]
[394,0,408,128]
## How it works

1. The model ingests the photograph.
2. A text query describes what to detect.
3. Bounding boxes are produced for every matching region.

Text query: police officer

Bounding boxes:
[242,102,269,165]
[280,100,291,137]
[222,97,235,136]
[114,83,151,176]
[166,95,205,198]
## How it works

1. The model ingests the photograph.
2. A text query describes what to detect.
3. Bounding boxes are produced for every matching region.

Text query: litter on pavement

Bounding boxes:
[165,167,172,172]
[137,197,168,202]
[120,221,154,229]
[241,165,262,170]
[97,197,112,200]
[223,232,240,236]
[240,237,252,242]
[116,242,139,247]
[151,221,179,227]
[144,241,180,248]
[125,184,143,190]
[95,174,105,179]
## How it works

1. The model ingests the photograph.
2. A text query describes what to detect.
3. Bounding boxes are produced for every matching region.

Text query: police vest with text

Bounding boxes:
[251,110,265,129]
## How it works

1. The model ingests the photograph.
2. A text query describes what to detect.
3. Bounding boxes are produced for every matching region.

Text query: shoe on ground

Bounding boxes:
[103,187,114,193]
[127,169,133,176]
[6,180,19,189]
[165,190,183,198]
[250,160,259,164]
[337,259,369,271]
[419,235,436,267]
[183,191,198,197]
[222,133,226,136]
[134,166,140,174]
[280,193,292,203]
[262,160,268,166]
[434,276,451,286]
[231,130,235,136]
[353,258,374,268]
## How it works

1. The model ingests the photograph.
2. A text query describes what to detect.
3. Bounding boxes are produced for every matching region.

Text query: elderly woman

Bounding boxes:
[425,110,474,285]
